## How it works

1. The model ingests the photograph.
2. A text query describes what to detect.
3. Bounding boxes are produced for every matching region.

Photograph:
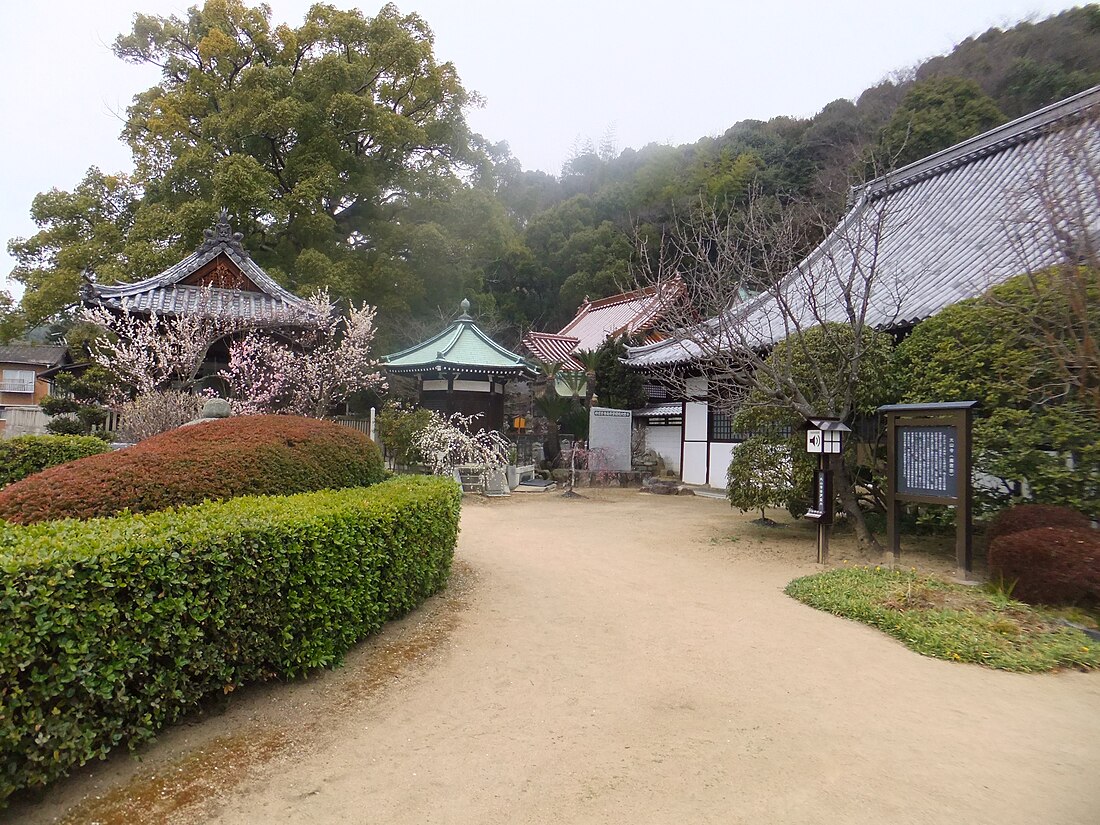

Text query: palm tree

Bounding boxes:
[573,349,601,408]
[534,390,571,466]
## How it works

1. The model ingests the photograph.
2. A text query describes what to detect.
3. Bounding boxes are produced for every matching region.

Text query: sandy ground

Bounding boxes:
[8,489,1100,825]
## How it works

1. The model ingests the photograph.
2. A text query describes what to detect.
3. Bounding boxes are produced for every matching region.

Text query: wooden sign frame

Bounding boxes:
[878,402,978,580]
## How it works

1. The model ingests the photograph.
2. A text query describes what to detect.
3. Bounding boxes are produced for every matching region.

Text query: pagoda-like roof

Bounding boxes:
[384,300,537,377]
[81,210,322,324]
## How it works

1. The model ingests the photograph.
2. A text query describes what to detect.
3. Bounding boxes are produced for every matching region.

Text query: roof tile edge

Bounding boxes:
[853,83,1100,202]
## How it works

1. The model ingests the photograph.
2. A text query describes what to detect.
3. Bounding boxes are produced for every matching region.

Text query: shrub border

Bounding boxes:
[0,475,461,804]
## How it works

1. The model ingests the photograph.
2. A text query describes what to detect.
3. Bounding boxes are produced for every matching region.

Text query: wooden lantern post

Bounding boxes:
[802,418,850,565]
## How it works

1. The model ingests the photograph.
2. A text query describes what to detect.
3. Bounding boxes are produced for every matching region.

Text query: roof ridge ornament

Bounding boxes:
[458,297,472,320]
[78,268,97,301]
[196,208,246,256]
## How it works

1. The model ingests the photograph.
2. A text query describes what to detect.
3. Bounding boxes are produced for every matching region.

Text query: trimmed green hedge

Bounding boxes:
[0,435,111,488]
[0,475,461,804]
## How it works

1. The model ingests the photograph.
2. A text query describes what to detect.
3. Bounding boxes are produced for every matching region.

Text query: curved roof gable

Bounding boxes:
[522,278,685,369]
[82,210,322,323]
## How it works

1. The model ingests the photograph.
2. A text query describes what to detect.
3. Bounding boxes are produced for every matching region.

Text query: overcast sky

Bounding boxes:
[0,0,1083,298]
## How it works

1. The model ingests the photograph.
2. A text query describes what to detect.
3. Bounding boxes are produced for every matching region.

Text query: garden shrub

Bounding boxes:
[116,390,205,442]
[376,401,433,466]
[988,526,1100,605]
[0,415,385,524]
[896,270,1100,516]
[0,475,461,804]
[727,436,810,520]
[986,503,1092,547]
[0,435,111,488]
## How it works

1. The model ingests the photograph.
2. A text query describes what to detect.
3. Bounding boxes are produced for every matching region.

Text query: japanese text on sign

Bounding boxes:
[896,426,958,499]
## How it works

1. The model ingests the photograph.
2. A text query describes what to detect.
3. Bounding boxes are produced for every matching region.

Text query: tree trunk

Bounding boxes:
[544,420,561,466]
[832,454,883,558]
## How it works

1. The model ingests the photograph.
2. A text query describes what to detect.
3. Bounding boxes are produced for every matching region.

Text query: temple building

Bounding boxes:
[521,279,684,372]
[626,84,1100,487]
[80,210,324,392]
[383,300,537,429]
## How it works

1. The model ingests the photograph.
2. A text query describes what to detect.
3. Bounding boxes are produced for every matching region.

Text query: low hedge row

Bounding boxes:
[0,475,461,804]
[988,526,1100,605]
[985,504,1092,547]
[0,435,111,489]
[0,415,386,524]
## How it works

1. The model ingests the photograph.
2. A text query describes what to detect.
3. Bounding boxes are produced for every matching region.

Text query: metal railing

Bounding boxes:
[0,380,34,394]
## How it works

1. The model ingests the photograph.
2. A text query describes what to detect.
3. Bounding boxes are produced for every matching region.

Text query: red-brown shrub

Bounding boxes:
[985,504,1092,547]
[0,415,385,524]
[988,526,1100,606]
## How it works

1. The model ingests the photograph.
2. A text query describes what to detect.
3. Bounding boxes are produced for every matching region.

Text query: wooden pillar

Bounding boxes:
[886,411,901,568]
[956,408,974,580]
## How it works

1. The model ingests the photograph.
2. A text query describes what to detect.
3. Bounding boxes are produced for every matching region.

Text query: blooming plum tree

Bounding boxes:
[80,287,242,401]
[412,411,510,477]
[80,286,384,419]
[220,293,385,418]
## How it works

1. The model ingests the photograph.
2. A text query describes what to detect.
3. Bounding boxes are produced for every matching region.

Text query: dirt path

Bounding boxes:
[12,491,1100,825]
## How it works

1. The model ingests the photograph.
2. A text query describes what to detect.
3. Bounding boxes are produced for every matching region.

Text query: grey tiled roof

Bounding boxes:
[627,84,1100,368]
[0,344,66,367]
[83,211,322,324]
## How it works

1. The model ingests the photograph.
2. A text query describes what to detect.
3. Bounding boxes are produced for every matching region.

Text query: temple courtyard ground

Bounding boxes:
[13,490,1100,825]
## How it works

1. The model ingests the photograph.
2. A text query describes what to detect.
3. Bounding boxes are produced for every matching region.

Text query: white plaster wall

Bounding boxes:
[708,442,736,489]
[685,375,707,398]
[682,441,708,485]
[684,401,708,441]
[453,379,491,393]
[645,425,682,474]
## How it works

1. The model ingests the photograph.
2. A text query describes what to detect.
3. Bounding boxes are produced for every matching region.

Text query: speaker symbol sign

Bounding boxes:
[806,428,842,454]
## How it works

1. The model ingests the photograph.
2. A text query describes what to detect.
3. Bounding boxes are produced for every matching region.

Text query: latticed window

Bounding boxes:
[709,407,737,442]
[709,406,793,443]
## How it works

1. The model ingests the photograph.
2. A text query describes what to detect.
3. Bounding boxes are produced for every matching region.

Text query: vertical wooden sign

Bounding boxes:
[878,402,978,580]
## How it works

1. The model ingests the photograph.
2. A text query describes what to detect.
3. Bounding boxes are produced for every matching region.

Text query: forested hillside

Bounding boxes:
[4,2,1100,349]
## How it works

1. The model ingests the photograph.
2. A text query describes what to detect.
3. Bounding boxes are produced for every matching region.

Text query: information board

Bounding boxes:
[588,407,632,472]
[896,425,958,499]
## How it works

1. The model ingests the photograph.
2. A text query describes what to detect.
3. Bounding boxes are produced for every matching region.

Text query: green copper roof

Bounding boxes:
[383,300,537,376]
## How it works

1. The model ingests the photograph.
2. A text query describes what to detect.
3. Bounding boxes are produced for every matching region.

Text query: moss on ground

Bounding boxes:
[786,567,1100,673]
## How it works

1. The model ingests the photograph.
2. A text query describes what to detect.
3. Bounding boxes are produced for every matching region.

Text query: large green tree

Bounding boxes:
[896,270,1100,515]
[9,0,478,332]
[881,77,1006,167]
[7,169,153,327]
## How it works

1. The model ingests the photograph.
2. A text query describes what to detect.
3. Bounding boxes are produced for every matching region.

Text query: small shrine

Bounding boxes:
[80,210,324,390]
[81,209,322,324]
[383,300,537,429]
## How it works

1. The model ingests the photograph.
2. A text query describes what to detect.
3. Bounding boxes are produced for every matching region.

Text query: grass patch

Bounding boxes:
[785,567,1100,673]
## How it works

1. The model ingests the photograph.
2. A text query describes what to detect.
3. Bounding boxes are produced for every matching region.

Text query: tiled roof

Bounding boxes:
[0,344,66,367]
[560,280,684,349]
[82,210,322,324]
[523,279,684,368]
[384,300,537,377]
[627,84,1100,368]
[634,403,682,418]
[521,332,583,370]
